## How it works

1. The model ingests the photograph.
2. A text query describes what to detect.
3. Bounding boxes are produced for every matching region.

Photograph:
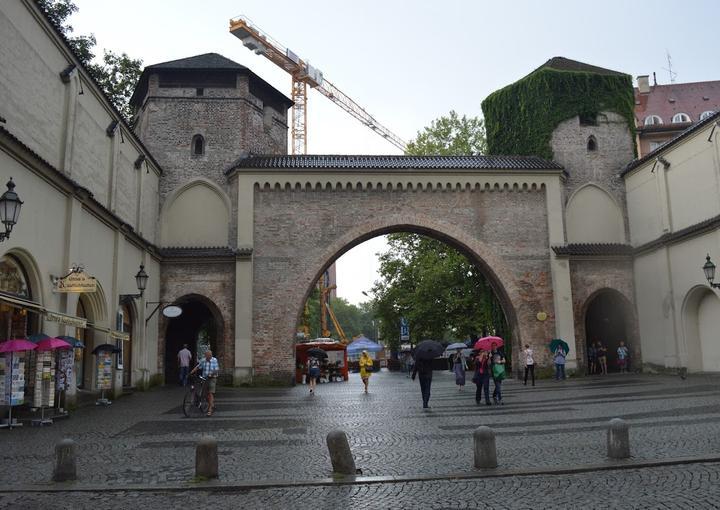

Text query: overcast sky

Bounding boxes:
[72,0,720,304]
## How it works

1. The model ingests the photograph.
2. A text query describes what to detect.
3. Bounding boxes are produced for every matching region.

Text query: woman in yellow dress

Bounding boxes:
[359,350,373,393]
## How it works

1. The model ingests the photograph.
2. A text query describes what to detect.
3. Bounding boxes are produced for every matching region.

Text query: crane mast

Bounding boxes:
[229,15,407,154]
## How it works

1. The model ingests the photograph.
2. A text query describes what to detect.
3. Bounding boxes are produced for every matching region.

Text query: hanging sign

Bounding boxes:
[45,311,87,329]
[400,317,410,342]
[54,271,97,293]
[108,330,130,342]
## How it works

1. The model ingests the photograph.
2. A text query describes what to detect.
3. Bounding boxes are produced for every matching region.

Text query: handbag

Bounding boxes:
[492,364,506,380]
[471,371,480,384]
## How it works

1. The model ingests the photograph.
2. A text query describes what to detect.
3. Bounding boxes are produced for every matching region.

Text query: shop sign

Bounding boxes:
[54,271,97,293]
[109,330,130,342]
[45,311,87,329]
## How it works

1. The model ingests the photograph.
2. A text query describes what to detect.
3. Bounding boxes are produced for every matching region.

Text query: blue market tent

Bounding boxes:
[347,335,383,354]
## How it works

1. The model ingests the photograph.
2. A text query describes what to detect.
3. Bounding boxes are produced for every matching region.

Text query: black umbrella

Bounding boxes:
[307,347,328,359]
[414,340,444,360]
[92,343,120,355]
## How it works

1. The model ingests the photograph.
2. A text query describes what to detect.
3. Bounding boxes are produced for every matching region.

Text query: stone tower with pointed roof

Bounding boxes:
[131,53,292,206]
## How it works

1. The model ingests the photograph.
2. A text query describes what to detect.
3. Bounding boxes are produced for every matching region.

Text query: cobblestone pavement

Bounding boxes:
[2,462,720,509]
[1,371,719,507]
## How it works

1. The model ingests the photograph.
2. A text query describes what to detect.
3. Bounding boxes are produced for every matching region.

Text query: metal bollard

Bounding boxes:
[473,426,498,469]
[607,418,630,459]
[195,436,219,479]
[53,438,77,482]
[326,429,357,476]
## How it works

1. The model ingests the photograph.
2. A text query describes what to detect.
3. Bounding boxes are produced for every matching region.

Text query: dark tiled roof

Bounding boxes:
[623,110,720,175]
[552,243,634,257]
[533,57,627,77]
[145,53,249,71]
[131,52,292,108]
[227,155,564,172]
[159,246,252,258]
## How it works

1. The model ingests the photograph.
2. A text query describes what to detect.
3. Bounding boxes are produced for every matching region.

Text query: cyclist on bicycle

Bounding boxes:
[190,350,219,416]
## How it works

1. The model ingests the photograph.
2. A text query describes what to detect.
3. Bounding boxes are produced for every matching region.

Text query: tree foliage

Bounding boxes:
[371,234,508,353]
[36,0,142,122]
[405,110,487,156]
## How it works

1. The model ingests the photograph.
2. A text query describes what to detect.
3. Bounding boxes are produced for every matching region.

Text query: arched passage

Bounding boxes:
[284,224,527,383]
[163,294,224,384]
[584,289,636,372]
[682,286,720,372]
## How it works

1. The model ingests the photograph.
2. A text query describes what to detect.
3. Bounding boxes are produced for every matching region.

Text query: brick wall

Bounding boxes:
[252,186,557,381]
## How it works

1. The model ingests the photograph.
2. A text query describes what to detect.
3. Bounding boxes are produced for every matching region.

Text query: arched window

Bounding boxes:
[700,110,716,121]
[671,113,691,124]
[191,134,205,156]
[587,135,598,152]
[644,115,663,126]
[0,254,33,340]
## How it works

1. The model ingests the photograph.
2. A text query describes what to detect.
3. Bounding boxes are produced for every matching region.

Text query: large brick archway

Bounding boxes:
[245,169,566,382]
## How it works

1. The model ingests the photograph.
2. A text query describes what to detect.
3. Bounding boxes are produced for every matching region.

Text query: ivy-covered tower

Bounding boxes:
[482,56,636,245]
[482,57,640,373]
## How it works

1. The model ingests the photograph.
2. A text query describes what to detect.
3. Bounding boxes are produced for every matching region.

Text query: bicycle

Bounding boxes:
[183,374,209,417]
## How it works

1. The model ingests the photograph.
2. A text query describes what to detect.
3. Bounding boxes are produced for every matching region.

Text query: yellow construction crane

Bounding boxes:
[229,15,407,155]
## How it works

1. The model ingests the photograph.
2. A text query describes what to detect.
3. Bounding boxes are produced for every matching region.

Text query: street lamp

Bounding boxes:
[0,178,23,242]
[120,264,149,301]
[702,254,720,289]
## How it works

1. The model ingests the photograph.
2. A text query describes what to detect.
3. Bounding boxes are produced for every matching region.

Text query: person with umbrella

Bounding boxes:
[411,340,443,409]
[359,350,373,394]
[472,349,492,406]
[550,338,569,381]
[306,347,326,394]
[447,343,467,391]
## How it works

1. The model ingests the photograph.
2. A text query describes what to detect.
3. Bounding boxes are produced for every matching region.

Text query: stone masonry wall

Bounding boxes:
[252,186,557,382]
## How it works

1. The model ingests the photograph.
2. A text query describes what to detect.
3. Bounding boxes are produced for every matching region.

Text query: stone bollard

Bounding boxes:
[474,426,498,469]
[53,438,77,482]
[607,418,630,459]
[195,436,219,479]
[326,429,357,476]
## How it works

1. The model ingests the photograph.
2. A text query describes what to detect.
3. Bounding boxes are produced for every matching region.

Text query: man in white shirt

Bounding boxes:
[177,344,192,387]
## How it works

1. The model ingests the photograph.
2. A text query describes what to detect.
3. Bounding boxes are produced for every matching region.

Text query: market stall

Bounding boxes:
[295,339,348,384]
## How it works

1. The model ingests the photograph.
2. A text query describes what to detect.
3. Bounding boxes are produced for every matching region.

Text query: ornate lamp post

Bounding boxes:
[702,255,720,289]
[120,265,149,301]
[0,178,23,242]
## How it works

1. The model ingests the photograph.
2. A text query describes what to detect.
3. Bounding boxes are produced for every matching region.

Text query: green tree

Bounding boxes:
[300,289,377,342]
[405,110,487,156]
[36,0,142,122]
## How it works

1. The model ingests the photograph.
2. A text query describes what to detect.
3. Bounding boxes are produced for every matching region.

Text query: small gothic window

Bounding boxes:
[196,88,204,96]
[192,134,204,156]
[587,135,597,152]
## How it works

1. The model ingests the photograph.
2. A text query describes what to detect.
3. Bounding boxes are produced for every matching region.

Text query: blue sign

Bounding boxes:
[400,317,409,341]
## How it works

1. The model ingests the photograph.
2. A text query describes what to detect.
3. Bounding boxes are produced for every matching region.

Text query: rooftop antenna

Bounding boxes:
[662,50,677,83]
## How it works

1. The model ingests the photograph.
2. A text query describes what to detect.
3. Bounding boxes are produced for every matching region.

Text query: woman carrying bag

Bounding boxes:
[490,342,506,405]
[473,350,492,406]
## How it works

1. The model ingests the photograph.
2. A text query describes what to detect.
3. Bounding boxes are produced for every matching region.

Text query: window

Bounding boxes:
[649,141,664,151]
[587,135,598,152]
[196,88,204,96]
[192,134,204,156]
[644,115,663,126]
[700,110,716,121]
[0,254,34,341]
[671,113,691,123]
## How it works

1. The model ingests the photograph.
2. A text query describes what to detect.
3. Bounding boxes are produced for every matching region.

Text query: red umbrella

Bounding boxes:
[35,338,72,351]
[474,336,504,351]
[0,339,38,353]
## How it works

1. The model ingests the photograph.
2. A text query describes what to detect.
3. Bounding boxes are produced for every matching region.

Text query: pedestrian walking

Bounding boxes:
[472,350,491,406]
[553,345,567,380]
[597,341,608,375]
[490,343,506,404]
[307,356,320,394]
[523,343,535,386]
[452,350,466,390]
[359,350,373,394]
[617,341,629,373]
[177,344,192,387]
[587,341,597,375]
[412,357,434,409]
